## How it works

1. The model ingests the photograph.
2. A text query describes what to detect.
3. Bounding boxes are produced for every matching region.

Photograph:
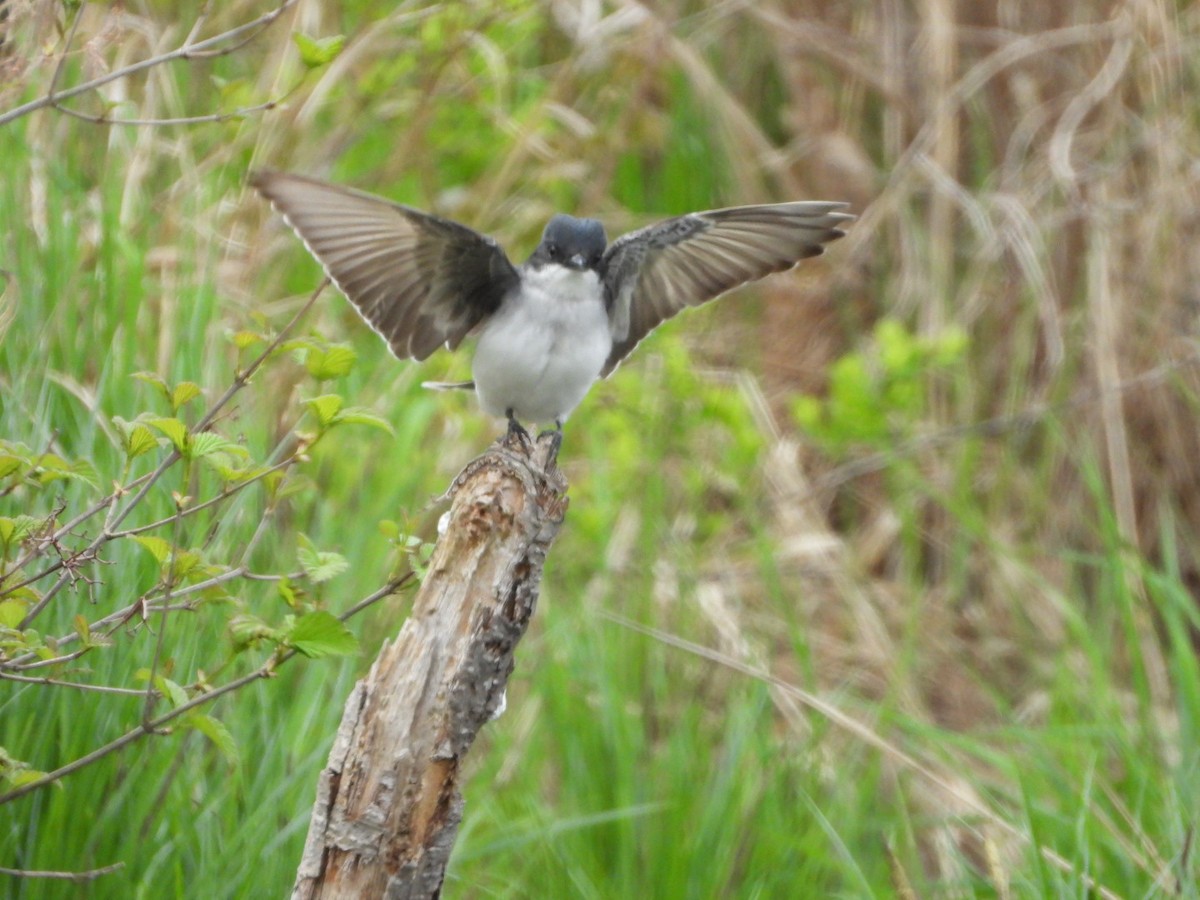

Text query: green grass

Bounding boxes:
[3,1,1200,897]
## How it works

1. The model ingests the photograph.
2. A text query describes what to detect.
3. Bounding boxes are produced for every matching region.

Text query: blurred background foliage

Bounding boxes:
[2,0,1200,896]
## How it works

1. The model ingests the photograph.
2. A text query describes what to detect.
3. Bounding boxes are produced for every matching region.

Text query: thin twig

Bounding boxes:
[0,0,299,127]
[235,502,277,568]
[0,671,149,696]
[183,4,213,48]
[141,496,187,725]
[51,99,280,127]
[0,863,124,881]
[13,281,326,631]
[195,280,329,437]
[0,573,413,806]
[14,455,182,629]
[337,573,418,623]
[46,2,86,98]
[49,60,311,127]
[4,489,127,591]
[107,454,297,539]
[8,566,309,671]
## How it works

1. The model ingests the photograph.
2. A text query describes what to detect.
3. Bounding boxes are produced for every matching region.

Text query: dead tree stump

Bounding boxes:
[292,432,568,899]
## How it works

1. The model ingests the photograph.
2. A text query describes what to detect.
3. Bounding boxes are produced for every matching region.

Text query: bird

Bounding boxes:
[251,171,852,443]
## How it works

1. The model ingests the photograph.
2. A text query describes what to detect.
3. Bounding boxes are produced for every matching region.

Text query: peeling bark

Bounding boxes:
[292,432,568,899]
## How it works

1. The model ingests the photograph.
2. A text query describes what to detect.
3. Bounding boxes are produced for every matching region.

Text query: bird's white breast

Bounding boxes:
[471,265,612,424]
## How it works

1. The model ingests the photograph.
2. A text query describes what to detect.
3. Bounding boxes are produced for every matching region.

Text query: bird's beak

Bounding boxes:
[568,253,587,270]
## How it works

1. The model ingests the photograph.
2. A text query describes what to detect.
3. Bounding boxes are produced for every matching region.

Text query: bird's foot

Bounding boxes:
[536,420,564,462]
[501,408,532,449]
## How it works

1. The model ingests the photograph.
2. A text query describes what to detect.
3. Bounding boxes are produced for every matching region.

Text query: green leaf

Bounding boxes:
[193,579,237,606]
[397,532,435,582]
[331,407,395,435]
[0,515,39,547]
[296,534,349,584]
[184,713,240,765]
[277,576,299,609]
[1,582,39,603]
[31,453,66,477]
[68,458,99,487]
[33,454,98,487]
[6,767,50,788]
[147,418,190,454]
[0,599,28,628]
[304,343,357,380]
[189,432,249,460]
[132,371,172,404]
[230,330,265,350]
[228,613,282,650]
[279,337,322,355]
[171,381,202,411]
[126,424,158,458]
[201,454,253,482]
[155,676,189,709]
[292,32,346,68]
[0,746,48,789]
[303,394,344,429]
[170,548,203,581]
[7,630,53,661]
[0,453,24,479]
[132,535,172,565]
[286,611,358,659]
[130,538,202,581]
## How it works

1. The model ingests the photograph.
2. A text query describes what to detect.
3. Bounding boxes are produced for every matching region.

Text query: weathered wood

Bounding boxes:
[292,432,568,899]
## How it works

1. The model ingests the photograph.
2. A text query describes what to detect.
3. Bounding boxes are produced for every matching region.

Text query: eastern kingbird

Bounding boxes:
[252,171,851,438]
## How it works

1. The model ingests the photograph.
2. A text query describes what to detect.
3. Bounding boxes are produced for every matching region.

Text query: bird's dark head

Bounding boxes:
[530,214,608,271]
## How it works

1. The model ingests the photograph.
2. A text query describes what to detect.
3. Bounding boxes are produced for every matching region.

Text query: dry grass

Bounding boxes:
[3,0,1198,892]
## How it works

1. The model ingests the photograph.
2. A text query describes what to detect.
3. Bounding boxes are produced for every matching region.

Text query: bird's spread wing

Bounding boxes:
[252,171,519,361]
[599,202,853,376]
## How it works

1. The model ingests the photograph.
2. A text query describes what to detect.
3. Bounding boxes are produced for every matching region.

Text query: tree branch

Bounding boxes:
[292,431,568,899]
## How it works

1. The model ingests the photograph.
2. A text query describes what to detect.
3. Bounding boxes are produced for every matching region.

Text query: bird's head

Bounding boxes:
[531,214,608,271]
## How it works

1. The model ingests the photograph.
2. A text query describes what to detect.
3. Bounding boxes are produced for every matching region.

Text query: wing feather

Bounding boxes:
[599,201,852,375]
[252,171,518,361]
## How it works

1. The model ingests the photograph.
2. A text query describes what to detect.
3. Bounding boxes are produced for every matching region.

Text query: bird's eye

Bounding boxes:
[546,242,558,257]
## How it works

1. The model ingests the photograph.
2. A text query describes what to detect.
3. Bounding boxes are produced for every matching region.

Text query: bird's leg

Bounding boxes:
[537,418,564,460]
[503,408,531,446]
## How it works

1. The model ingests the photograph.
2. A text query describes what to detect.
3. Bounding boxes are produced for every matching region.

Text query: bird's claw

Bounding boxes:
[502,409,533,449]
[537,421,564,461]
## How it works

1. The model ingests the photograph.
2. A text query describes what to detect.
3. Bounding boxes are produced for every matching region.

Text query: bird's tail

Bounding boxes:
[421,380,475,392]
